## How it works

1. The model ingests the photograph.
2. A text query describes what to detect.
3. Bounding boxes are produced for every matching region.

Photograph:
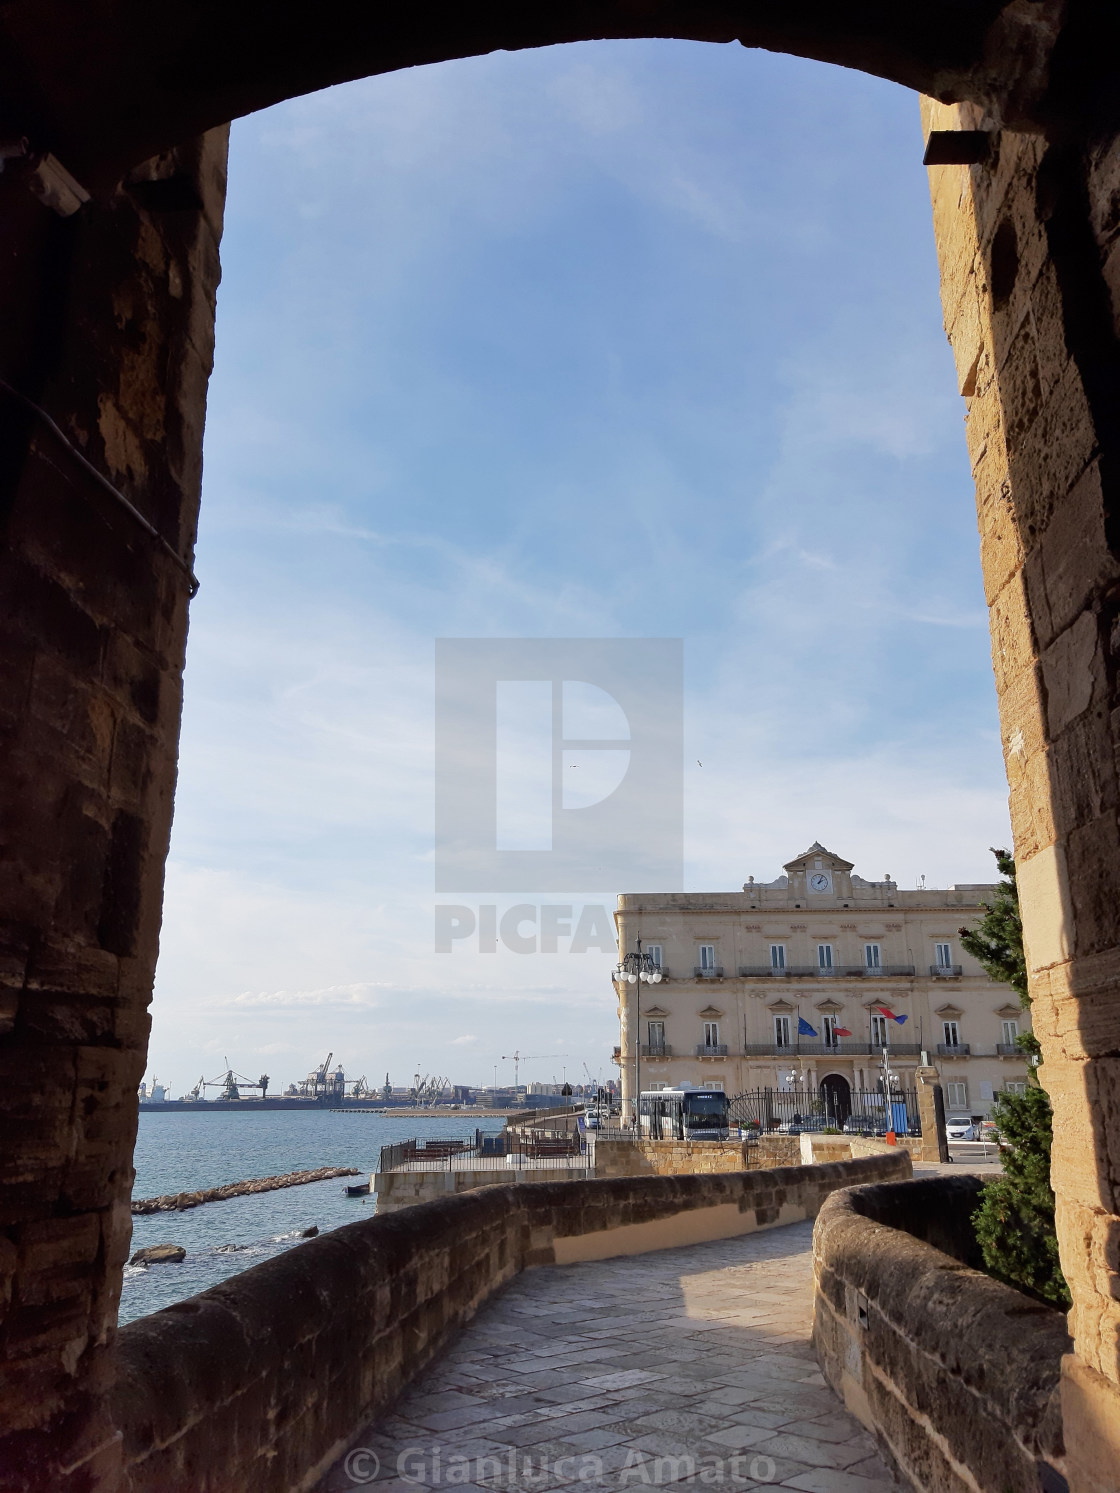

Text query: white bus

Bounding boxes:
[640,1085,731,1141]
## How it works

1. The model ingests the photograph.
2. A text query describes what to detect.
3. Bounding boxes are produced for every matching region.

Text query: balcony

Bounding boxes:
[937,1042,971,1056]
[931,964,963,977]
[738,965,915,979]
[695,1043,729,1057]
[640,1044,672,1058]
[694,966,724,979]
[742,1041,923,1058]
[996,1042,1023,1056]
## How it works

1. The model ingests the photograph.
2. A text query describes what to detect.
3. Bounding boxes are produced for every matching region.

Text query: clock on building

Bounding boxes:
[808,871,833,893]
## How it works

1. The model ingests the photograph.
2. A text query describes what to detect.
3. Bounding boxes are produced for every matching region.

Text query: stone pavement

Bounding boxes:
[319,1221,898,1493]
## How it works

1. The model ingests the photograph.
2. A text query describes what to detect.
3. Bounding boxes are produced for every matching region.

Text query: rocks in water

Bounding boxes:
[300,1225,319,1238]
[131,1166,361,1215]
[130,1243,186,1266]
[214,1243,247,1253]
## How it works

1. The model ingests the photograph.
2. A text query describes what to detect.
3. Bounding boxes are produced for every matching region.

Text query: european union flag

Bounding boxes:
[797,1016,818,1036]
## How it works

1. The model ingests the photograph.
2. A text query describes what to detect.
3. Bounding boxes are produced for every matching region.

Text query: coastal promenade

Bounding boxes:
[318,1220,897,1492]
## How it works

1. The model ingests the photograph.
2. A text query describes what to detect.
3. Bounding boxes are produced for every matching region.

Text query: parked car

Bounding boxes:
[945,1115,978,1141]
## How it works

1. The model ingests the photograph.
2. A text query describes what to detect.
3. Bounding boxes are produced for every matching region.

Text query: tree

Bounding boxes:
[960,848,1071,1308]
[958,847,1028,1004]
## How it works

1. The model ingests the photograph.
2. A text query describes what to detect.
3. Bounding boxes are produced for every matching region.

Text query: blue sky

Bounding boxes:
[146,40,1010,1098]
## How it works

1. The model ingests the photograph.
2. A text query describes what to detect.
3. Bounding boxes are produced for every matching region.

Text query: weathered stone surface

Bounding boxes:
[128,1244,185,1266]
[813,1176,1071,1491]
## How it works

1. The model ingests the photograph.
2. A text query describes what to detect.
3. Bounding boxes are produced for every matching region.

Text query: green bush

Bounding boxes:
[971,1084,1070,1308]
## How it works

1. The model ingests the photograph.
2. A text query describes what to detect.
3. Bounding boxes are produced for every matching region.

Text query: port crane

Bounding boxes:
[297,1053,346,1102]
[501,1051,571,1089]
[194,1060,269,1101]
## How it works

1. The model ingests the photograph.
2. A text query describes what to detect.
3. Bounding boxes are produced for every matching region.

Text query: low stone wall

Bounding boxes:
[373,1166,589,1212]
[592,1137,751,1177]
[114,1154,910,1493]
[801,1134,923,1165]
[812,1175,1071,1492]
[593,1134,803,1176]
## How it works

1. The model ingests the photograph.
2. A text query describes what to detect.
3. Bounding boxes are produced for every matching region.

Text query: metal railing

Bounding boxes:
[695,1043,729,1056]
[738,965,915,978]
[741,1041,923,1057]
[694,966,724,978]
[996,1042,1022,1056]
[729,1086,921,1136]
[378,1133,587,1173]
[931,964,963,977]
[937,1042,971,1056]
[640,1044,672,1057]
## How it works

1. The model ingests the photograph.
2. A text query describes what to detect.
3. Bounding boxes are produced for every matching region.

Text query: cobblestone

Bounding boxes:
[319,1221,898,1492]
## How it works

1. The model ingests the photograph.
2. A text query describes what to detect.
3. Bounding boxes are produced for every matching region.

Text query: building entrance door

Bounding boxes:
[819,1073,852,1126]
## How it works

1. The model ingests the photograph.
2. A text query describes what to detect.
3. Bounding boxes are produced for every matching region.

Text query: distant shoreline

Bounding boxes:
[137,1102,524,1118]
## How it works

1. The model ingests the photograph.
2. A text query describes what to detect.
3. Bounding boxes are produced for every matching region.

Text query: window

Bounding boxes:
[702,1021,720,1048]
[942,1020,960,1047]
[770,943,786,970]
[1004,1080,1028,1095]
[817,944,834,969]
[648,1081,669,1091]
[647,945,663,968]
[699,944,717,971]
[647,1021,665,1051]
[864,943,881,968]
[704,1080,725,1091]
[935,942,953,968]
[946,1081,968,1110]
[774,1015,791,1047]
[1001,1019,1019,1045]
[822,1015,840,1048]
[871,1013,889,1046]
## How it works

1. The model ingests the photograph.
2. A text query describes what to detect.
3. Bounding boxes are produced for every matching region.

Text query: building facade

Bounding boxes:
[613,842,1032,1119]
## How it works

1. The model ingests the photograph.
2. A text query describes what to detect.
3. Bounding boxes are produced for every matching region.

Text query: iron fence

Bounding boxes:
[378,1132,587,1174]
[728,1086,921,1136]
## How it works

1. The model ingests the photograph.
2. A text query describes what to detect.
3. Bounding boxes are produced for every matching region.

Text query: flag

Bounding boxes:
[797,1016,818,1036]
[833,1026,852,1037]
[875,1005,909,1025]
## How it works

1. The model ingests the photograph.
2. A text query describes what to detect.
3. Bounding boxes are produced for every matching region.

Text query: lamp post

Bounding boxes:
[615,937,663,1129]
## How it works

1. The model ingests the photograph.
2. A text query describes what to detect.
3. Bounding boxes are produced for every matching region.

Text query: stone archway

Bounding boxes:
[819,1072,852,1126]
[0,5,1119,1490]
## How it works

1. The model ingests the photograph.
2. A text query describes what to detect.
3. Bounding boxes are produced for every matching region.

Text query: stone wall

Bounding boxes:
[591,1138,752,1177]
[813,1175,1071,1492]
[921,93,1120,1482]
[113,1156,909,1493]
[373,1165,589,1212]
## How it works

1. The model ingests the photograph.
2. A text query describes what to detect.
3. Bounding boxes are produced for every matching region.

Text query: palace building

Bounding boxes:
[612,841,1032,1118]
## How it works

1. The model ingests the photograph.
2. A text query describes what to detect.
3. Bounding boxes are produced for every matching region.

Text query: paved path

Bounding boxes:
[320,1221,898,1493]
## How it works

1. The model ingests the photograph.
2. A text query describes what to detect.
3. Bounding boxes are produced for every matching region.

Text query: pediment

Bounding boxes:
[783,840,854,874]
[643,1005,670,1019]
[993,1003,1021,1019]
[935,1003,963,1018]
[698,1005,724,1019]
[814,999,844,1014]
[767,999,795,1014]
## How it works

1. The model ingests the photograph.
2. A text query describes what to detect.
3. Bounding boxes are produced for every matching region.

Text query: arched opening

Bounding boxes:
[1,7,1119,1491]
[819,1071,852,1126]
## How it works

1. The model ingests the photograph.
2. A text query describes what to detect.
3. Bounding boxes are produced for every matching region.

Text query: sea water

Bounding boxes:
[122,1109,505,1323]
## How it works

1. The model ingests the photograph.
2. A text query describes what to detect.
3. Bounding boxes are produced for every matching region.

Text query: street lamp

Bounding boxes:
[615,937,662,1128]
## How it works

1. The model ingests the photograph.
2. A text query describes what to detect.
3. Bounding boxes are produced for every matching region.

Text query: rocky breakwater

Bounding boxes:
[131,1166,361,1214]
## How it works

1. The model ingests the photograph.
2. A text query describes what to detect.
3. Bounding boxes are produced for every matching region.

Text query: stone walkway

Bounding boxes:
[319,1221,898,1493]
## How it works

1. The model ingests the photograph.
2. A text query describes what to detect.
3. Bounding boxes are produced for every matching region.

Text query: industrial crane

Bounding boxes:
[201,1060,269,1101]
[501,1051,571,1089]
